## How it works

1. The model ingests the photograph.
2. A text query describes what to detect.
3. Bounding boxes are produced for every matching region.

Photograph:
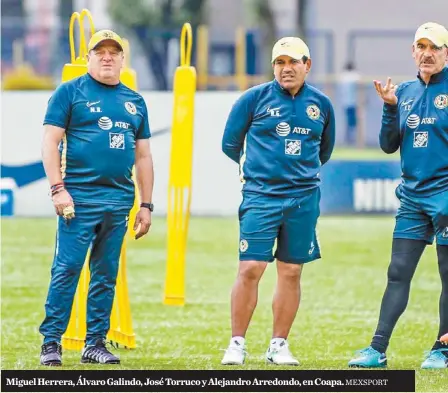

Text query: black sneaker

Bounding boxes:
[81,339,120,364]
[40,342,62,366]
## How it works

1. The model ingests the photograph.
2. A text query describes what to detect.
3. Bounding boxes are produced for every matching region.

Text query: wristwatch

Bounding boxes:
[140,202,154,212]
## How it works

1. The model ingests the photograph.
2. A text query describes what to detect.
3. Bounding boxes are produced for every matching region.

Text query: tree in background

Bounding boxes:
[249,0,276,76]
[248,0,307,77]
[109,0,206,90]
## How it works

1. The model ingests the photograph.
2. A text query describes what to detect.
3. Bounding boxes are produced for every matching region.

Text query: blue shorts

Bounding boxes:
[394,187,448,245]
[238,189,321,264]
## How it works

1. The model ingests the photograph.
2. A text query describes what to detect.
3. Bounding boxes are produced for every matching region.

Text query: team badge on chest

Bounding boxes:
[124,101,137,115]
[306,105,320,120]
[434,94,448,109]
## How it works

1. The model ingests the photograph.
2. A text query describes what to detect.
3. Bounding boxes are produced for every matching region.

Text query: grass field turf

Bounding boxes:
[1,216,447,392]
[331,147,400,160]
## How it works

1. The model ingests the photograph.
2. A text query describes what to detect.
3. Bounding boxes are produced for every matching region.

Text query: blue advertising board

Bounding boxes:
[320,160,402,214]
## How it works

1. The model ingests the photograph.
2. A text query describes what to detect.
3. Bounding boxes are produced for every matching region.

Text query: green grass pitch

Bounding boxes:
[331,147,400,160]
[1,216,446,391]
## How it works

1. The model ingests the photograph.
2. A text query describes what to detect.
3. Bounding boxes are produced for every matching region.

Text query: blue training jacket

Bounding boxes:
[380,66,448,197]
[222,79,335,197]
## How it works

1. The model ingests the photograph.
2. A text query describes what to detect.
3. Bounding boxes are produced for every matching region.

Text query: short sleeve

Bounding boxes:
[43,82,72,129]
[137,98,151,139]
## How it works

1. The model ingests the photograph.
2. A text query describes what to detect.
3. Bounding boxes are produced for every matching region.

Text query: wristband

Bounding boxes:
[49,184,65,197]
[50,182,64,190]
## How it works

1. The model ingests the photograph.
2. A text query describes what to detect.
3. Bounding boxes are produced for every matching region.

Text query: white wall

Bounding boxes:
[2,91,404,217]
[1,91,244,217]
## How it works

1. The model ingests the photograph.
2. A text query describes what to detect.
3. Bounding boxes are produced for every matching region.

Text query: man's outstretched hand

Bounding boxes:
[373,77,398,105]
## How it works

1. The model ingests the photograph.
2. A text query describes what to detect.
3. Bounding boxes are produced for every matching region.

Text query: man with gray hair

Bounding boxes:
[349,22,448,369]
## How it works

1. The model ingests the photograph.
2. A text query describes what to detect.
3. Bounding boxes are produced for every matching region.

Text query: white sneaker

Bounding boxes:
[221,337,246,365]
[266,338,299,366]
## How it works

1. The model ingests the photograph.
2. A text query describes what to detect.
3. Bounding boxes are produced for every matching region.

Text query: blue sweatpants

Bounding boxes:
[39,203,130,345]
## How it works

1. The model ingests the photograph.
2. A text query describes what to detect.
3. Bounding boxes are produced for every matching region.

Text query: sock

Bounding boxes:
[371,333,389,354]
[231,336,245,347]
[270,337,286,348]
[370,239,426,354]
[431,341,447,351]
[431,244,448,352]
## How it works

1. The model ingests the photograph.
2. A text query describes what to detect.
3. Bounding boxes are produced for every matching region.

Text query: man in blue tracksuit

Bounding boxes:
[349,22,448,369]
[39,30,154,366]
[221,37,335,366]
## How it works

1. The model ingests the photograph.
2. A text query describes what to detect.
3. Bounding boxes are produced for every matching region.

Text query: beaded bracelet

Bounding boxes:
[51,187,66,196]
[50,183,65,197]
[50,182,64,191]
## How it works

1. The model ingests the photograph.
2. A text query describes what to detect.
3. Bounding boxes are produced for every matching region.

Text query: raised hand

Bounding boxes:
[373,77,398,105]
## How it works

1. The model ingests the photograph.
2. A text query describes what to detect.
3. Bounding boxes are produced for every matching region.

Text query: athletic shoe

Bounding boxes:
[348,346,387,368]
[40,342,62,366]
[221,338,246,365]
[421,349,448,369]
[266,339,299,366]
[81,339,120,364]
